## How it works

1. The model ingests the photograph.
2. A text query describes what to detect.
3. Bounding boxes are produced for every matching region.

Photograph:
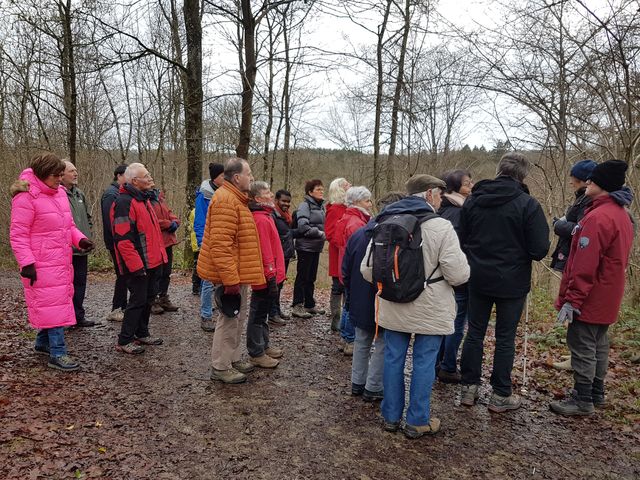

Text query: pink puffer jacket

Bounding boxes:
[10,168,86,329]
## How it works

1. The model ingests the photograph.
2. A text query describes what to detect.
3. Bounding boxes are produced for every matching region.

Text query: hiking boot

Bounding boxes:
[343,342,354,356]
[265,347,283,359]
[552,357,573,371]
[268,315,287,326]
[363,389,384,402]
[460,385,479,406]
[550,390,595,416]
[291,305,312,319]
[232,360,256,374]
[116,342,146,355]
[352,383,365,396]
[305,306,325,315]
[150,300,164,315]
[488,393,522,413]
[48,355,80,372]
[106,308,125,322]
[279,311,291,321]
[201,317,216,332]
[592,394,606,409]
[135,336,163,346]
[329,293,342,331]
[34,345,50,356]
[250,354,279,369]
[437,369,461,384]
[76,319,96,328]
[192,287,201,296]
[383,419,400,432]
[158,295,179,312]
[210,367,247,384]
[403,418,441,439]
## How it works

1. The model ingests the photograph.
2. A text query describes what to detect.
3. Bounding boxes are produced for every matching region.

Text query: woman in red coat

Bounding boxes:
[325,177,351,331]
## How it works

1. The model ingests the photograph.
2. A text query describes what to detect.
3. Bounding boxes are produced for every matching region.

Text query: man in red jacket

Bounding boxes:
[551,160,634,416]
[246,181,286,369]
[111,163,168,354]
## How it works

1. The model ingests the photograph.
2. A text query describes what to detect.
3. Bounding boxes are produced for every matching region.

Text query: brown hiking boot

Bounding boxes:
[201,317,216,332]
[305,306,325,315]
[116,342,146,355]
[268,314,286,326]
[106,308,124,322]
[210,367,247,384]
[232,360,256,374]
[403,418,441,439]
[291,304,312,319]
[265,347,283,359]
[488,393,522,413]
[343,342,354,356]
[250,354,279,369]
[135,336,163,346]
[460,385,479,406]
[158,295,179,312]
[150,299,164,315]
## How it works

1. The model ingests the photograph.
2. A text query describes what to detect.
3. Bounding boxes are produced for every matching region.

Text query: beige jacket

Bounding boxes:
[360,216,470,335]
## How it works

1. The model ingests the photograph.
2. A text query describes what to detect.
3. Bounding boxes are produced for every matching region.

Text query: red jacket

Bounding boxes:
[336,207,370,284]
[111,184,168,275]
[150,190,180,248]
[556,195,633,325]
[325,202,347,277]
[251,204,286,290]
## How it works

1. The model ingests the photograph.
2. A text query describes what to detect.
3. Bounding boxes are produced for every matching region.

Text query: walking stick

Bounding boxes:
[521,292,530,395]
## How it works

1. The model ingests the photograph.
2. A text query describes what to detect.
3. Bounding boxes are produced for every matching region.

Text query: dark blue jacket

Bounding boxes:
[100,182,119,251]
[342,220,377,331]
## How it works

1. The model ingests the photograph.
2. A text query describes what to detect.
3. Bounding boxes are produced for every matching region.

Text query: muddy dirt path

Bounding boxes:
[1,272,638,479]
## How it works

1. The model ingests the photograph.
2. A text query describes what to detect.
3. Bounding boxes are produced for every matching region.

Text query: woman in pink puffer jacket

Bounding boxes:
[10,153,93,372]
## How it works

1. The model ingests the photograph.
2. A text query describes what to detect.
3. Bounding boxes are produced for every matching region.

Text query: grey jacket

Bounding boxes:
[294,195,326,253]
[66,185,92,256]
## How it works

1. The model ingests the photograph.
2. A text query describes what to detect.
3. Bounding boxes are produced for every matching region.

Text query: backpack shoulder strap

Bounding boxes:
[416,211,444,284]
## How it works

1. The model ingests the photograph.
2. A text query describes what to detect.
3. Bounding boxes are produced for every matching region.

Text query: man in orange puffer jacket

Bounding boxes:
[197,158,265,384]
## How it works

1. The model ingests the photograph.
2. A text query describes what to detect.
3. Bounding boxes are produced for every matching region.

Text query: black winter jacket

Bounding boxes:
[100,182,119,251]
[550,187,591,271]
[459,176,550,298]
[438,196,463,236]
[294,195,326,253]
[272,209,295,260]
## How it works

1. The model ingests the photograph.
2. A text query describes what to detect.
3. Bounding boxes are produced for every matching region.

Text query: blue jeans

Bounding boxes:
[200,280,215,319]
[35,327,66,358]
[440,288,469,373]
[382,329,442,426]
[340,308,355,343]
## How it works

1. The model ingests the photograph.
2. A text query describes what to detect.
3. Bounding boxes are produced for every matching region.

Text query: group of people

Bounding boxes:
[9,151,634,438]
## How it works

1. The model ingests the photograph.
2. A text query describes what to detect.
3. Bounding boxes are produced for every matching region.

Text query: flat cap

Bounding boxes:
[405,174,446,195]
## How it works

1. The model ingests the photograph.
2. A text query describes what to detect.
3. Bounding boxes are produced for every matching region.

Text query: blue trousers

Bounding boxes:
[340,308,355,343]
[440,288,469,373]
[35,327,66,358]
[382,329,442,426]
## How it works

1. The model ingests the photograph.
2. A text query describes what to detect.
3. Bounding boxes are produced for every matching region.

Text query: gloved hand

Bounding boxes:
[266,277,279,298]
[131,268,146,277]
[224,284,241,296]
[20,263,37,286]
[557,302,580,325]
[78,238,95,252]
[168,221,179,233]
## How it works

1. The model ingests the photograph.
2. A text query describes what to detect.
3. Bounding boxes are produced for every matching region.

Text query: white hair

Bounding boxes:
[327,177,349,204]
[124,162,146,182]
[345,186,372,206]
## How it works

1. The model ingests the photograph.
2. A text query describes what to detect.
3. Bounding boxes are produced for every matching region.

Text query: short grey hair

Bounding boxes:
[124,162,146,182]
[496,153,530,182]
[249,180,270,199]
[345,186,372,206]
[224,157,247,181]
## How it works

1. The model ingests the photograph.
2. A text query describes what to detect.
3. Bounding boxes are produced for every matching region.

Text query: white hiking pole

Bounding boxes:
[521,293,530,395]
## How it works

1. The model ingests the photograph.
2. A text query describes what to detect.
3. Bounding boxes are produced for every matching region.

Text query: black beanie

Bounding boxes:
[209,162,224,180]
[589,160,628,192]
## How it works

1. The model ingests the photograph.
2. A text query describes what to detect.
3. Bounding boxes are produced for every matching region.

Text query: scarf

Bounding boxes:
[275,203,292,226]
[443,191,466,208]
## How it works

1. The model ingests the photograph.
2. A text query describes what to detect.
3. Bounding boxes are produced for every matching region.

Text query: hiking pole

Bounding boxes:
[521,292,530,396]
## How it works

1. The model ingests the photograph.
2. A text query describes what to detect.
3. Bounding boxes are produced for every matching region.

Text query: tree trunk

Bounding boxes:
[58,0,77,164]
[282,7,292,190]
[373,0,392,198]
[236,0,257,159]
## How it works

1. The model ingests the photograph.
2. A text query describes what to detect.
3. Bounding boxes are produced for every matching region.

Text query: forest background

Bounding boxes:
[0,0,638,305]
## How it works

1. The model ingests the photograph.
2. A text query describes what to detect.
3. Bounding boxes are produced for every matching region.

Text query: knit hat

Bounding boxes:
[589,160,628,192]
[209,162,224,180]
[405,174,446,195]
[570,159,597,181]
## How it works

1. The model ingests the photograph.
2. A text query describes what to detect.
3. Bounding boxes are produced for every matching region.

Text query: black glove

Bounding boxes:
[131,268,146,277]
[267,277,279,298]
[20,264,37,286]
[78,238,95,252]
[168,221,179,233]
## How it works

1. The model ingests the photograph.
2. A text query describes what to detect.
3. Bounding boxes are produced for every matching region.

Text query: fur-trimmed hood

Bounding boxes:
[10,179,30,198]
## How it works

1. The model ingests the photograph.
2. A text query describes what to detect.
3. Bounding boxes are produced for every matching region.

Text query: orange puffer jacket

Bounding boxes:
[197,181,265,286]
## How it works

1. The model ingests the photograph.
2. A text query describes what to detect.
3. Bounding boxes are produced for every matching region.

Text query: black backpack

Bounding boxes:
[366,212,443,303]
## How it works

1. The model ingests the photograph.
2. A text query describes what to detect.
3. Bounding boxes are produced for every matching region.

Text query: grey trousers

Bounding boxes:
[567,319,609,400]
[211,286,249,370]
[351,326,385,392]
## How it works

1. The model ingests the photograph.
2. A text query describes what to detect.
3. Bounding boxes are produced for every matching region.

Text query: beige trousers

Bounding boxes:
[211,285,249,370]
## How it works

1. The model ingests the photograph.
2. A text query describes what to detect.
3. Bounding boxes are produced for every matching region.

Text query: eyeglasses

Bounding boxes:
[50,172,65,178]
[462,180,474,187]
[134,174,152,181]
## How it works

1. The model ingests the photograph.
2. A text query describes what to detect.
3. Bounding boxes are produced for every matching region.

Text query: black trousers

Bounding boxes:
[157,246,173,296]
[460,290,526,397]
[118,268,159,345]
[109,249,128,311]
[331,276,344,296]
[72,255,88,322]
[270,258,290,317]
[192,251,201,293]
[567,319,609,401]
[292,251,320,308]
[247,288,273,357]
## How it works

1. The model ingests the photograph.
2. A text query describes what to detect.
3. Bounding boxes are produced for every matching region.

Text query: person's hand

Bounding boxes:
[20,264,37,286]
[267,277,278,298]
[557,302,580,325]
[168,221,179,233]
[131,268,146,277]
[224,284,240,296]
[78,238,95,252]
